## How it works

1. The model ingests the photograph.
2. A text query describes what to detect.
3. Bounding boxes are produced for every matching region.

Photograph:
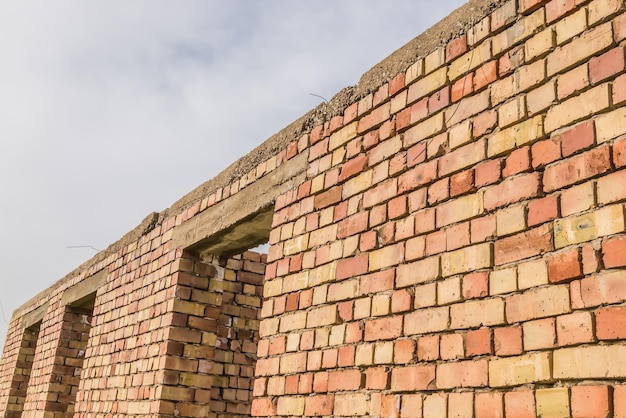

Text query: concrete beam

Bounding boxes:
[173,150,308,255]
[61,269,107,307]
[20,303,48,329]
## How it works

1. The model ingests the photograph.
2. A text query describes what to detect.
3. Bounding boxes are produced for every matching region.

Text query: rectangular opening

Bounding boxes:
[46,293,95,415]
[6,321,41,418]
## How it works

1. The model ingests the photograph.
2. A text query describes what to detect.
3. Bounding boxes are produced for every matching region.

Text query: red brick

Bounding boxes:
[337,212,369,239]
[358,102,390,134]
[417,335,440,361]
[475,159,502,187]
[582,243,599,274]
[252,398,277,416]
[410,98,429,125]
[504,390,535,418]
[527,195,559,227]
[570,385,611,418]
[557,65,589,100]
[596,306,626,340]
[335,254,368,280]
[345,322,363,344]
[548,247,582,283]
[365,367,389,390]
[615,138,626,168]
[559,120,595,157]
[390,365,436,391]
[589,46,625,84]
[309,125,324,145]
[616,386,626,416]
[465,328,492,356]
[425,230,446,256]
[446,34,468,62]
[396,107,411,131]
[603,235,626,268]
[313,372,328,392]
[305,395,334,416]
[398,160,438,193]
[327,369,362,392]
[339,154,367,182]
[428,87,450,114]
[428,178,449,205]
[484,172,541,210]
[381,394,401,418]
[394,339,416,364]
[450,170,475,196]
[473,109,498,138]
[462,271,489,299]
[446,222,470,251]
[391,289,412,313]
[436,359,488,388]
[494,326,523,356]
[556,311,593,346]
[474,61,498,91]
[503,146,531,177]
[543,145,611,192]
[309,137,329,161]
[546,0,576,23]
[452,73,474,102]
[388,196,407,219]
[475,392,503,418]
[470,215,496,243]
[364,316,403,341]
[314,185,342,209]
[389,73,405,96]
[531,137,561,168]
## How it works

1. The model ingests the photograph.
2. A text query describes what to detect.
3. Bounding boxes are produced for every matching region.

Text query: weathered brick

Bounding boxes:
[441,243,492,277]
[494,326,523,356]
[436,359,488,389]
[504,390,535,418]
[523,317,556,350]
[571,385,611,418]
[450,298,505,329]
[554,344,626,378]
[597,170,626,205]
[545,83,611,134]
[436,192,484,227]
[396,256,440,288]
[556,311,594,346]
[506,285,570,322]
[487,116,545,157]
[390,365,436,391]
[554,204,625,248]
[494,224,554,265]
[595,107,626,143]
[405,306,449,335]
[439,138,486,176]
[548,247,582,283]
[489,352,552,387]
[369,242,404,272]
[364,316,402,341]
[544,145,610,192]
[535,388,570,418]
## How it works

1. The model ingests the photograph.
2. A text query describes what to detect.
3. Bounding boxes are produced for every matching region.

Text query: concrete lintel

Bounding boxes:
[173,150,308,254]
[20,303,48,329]
[61,269,107,307]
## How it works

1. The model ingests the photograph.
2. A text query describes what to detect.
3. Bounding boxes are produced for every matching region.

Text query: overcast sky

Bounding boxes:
[0,1,466,349]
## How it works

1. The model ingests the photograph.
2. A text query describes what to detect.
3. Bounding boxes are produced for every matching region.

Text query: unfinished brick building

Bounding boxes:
[2,0,626,416]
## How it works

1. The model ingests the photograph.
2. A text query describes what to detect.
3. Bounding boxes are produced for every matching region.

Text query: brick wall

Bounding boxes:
[1,0,626,416]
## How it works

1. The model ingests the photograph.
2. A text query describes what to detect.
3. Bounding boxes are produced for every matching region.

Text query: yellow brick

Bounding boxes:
[374,340,394,364]
[506,285,570,323]
[487,115,544,157]
[517,259,548,290]
[448,40,492,81]
[441,243,492,277]
[308,224,337,248]
[263,279,283,298]
[545,83,610,133]
[407,67,447,104]
[437,276,461,305]
[492,8,546,55]
[306,305,338,328]
[354,297,371,320]
[342,170,373,198]
[525,28,555,61]
[491,75,516,105]
[414,282,437,309]
[390,90,407,114]
[328,279,358,302]
[334,393,368,416]
[277,396,305,416]
[588,0,624,24]
[450,298,504,329]
[404,306,449,335]
[561,181,595,216]
[425,47,445,74]
[309,261,336,286]
[282,271,309,293]
[547,22,613,76]
[595,106,626,143]
[554,344,626,378]
[496,204,526,236]
[369,242,404,272]
[332,146,346,167]
[312,284,328,305]
[279,311,307,333]
[355,342,374,365]
[553,204,625,248]
[404,113,445,146]
[498,96,527,128]
[555,7,587,45]
[523,318,556,350]
[405,59,424,85]
[371,294,390,316]
[284,234,309,256]
[448,119,473,149]
[436,192,484,228]
[310,173,325,194]
[423,393,447,418]
[490,267,517,295]
[329,121,358,151]
[535,388,570,418]
[517,58,546,92]
[259,317,279,338]
[488,352,552,387]
[329,324,345,346]
[526,80,556,115]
